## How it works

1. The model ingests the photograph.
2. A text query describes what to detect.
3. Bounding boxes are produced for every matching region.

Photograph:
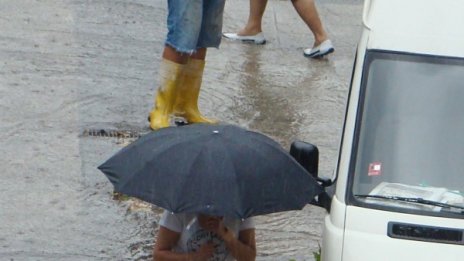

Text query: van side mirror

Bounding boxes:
[290,141,319,179]
[290,141,334,212]
[290,141,334,187]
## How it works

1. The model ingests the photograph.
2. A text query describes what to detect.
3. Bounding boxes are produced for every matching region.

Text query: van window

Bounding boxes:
[350,50,464,217]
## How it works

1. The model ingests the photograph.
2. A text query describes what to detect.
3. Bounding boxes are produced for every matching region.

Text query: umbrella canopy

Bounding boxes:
[98,124,323,219]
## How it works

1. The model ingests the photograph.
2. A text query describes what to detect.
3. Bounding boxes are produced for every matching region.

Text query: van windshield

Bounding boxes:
[350,51,464,216]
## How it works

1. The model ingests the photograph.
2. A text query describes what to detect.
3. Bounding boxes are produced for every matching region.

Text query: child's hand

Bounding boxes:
[215,221,235,242]
[193,242,214,261]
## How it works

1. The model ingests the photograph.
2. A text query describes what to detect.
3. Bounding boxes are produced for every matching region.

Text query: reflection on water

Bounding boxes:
[230,44,301,144]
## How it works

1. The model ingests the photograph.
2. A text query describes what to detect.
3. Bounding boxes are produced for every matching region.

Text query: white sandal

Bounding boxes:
[222,32,266,45]
[304,39,334,58]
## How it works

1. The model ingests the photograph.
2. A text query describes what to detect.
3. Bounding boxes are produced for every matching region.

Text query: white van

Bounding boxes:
[290,0,464,260]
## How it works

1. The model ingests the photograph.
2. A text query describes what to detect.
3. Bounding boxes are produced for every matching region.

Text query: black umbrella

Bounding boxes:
[98,124,323,219]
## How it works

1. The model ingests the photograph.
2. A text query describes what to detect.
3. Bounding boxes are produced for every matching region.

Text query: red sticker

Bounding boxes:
[368,162,382,176]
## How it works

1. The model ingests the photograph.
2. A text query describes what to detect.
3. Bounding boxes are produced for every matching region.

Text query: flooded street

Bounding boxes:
[0,0,362,260]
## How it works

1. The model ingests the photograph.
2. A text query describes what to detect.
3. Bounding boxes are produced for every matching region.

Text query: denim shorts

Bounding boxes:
[166,0,226,54]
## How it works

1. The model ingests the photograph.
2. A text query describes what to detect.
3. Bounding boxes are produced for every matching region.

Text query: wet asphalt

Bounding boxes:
[0,0,362,260]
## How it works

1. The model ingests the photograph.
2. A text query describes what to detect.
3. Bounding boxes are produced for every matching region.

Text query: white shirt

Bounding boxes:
[159,211,255,261]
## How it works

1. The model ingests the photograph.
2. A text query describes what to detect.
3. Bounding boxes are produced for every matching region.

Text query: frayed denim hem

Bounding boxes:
[165,41,195,55]
[165,41,220,55]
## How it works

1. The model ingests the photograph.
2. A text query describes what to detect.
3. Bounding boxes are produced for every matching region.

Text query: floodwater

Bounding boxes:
[0,0,362,260]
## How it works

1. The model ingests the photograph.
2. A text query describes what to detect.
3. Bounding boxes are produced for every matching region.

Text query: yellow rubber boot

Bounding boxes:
[149,59,185,130]
[173,58,217,124]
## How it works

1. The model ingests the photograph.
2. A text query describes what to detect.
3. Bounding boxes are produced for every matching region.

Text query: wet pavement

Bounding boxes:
[0,0,362,260]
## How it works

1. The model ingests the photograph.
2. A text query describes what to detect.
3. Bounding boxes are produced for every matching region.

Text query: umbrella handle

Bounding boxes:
[186,216,197,231]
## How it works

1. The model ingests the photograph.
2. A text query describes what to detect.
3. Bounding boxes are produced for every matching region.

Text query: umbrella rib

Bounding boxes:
[115,137,200,193]
[222,134,310,217]
[220,135,281,217]
[171,139,210,212]
[220,139,242,217]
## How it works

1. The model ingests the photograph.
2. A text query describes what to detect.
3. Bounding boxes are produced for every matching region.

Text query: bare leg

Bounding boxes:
[237,0,268,36]
[162,45,207,62]
[162,45,189,64]
[189,47,207,60]
[291,0,328,46]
